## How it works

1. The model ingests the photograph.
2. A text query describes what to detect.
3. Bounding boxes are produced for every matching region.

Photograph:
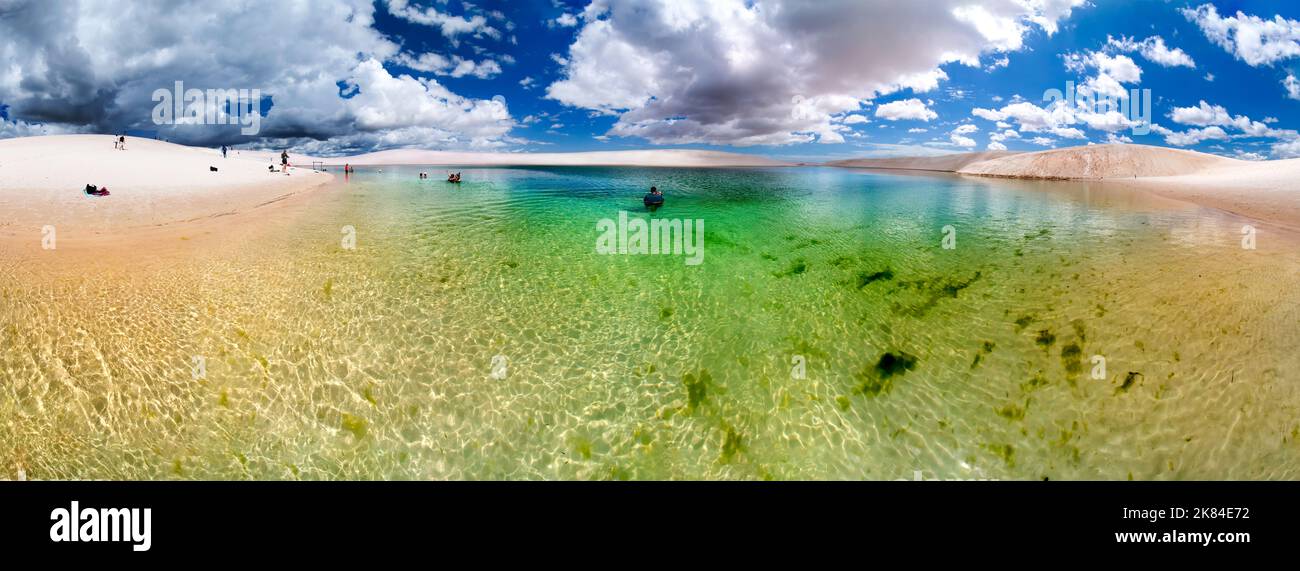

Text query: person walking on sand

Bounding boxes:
[119,135,126,150]
[281,150,290,175]
[113,135,119,150]
[221,145,228,159]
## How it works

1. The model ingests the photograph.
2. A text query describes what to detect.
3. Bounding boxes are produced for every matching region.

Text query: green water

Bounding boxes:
[4,166,1300,480]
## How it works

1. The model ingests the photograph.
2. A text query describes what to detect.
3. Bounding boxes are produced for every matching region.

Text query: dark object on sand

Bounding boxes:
[210,166,219,172]
[84,184,110,196]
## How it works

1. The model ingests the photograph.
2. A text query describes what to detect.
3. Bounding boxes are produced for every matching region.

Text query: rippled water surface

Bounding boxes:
[3,166,1299,480]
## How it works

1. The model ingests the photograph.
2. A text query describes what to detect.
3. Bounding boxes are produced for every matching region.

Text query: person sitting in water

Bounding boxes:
[447,172,456,182]
[643,185,665,206]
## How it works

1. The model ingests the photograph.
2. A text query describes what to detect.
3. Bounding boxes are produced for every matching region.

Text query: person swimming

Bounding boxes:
[643,185,664,207]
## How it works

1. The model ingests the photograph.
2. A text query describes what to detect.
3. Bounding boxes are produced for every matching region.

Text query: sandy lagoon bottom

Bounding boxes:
[2,166,1299,480]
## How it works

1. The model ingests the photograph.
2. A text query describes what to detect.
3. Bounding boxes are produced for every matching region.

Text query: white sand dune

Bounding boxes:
[1132,158,1300,231]
[309,148,792,168]
[953,144,1300,229]
[827,150,1020,172]
[0,135,330,237]
[955,144,1240,179]
[831,143,1300,231]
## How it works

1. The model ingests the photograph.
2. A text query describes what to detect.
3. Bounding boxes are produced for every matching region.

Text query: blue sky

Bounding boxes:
[4,1,1300,160]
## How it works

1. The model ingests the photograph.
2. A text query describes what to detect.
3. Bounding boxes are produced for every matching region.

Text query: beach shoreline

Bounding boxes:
[0,136,334,255]
[831,144,1300,234]
[5,136,1299,249]
[0,135,791,257]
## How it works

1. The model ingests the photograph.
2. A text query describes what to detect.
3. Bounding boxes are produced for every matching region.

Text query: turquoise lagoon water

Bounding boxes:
[2,166,1299,480]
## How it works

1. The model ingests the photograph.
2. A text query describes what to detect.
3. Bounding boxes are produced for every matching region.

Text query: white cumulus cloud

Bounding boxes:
[0,0,517,153]
[1182,3,1300,67]
[876,99,939,122]
[544,0,1087,146]
[1105,35,1195,68]
[1286,74,1300,100]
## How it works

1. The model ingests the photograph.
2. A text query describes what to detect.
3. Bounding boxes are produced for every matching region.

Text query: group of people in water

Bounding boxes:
[416,172,461,182]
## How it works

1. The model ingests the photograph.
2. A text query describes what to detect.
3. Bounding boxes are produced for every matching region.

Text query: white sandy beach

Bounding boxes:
[836,143,1300,231]
[0,135,331,238]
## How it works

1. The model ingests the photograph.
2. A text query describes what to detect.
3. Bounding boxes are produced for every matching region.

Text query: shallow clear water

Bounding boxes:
[3,166,1300,480]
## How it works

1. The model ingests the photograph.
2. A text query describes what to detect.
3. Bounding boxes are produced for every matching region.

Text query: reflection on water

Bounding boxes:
[2,166,1299,480]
